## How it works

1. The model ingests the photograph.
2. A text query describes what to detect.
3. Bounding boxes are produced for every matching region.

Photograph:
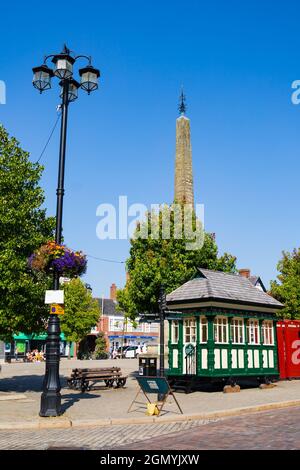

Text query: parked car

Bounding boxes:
[116,346,139,359]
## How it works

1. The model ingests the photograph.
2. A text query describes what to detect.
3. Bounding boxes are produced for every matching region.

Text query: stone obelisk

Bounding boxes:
[174,90,194,207]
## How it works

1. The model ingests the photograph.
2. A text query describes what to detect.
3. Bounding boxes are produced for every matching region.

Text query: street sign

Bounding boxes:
[45,290,64,304]
[50,304,64,315]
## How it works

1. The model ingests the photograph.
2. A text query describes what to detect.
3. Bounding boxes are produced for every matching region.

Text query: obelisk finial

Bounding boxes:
[178,87,186,115]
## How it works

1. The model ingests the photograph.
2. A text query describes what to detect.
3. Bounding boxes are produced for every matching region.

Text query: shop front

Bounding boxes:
[11,332,74,358]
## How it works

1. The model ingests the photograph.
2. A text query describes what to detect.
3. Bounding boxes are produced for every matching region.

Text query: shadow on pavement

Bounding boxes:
[61,392,100,413]
[0,374,69,393]
[0,374,44,392]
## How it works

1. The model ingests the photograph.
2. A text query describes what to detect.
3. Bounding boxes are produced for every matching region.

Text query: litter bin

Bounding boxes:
[138,355,158,376]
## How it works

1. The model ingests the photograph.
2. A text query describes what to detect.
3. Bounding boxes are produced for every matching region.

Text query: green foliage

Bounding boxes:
[117,207,236,318]
[93,331,108,359]
[60,278,100,343]
[270,248,300,319]
[0,126,55,340]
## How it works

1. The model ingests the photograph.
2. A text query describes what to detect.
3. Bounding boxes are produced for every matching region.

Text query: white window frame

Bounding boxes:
[172,320,179,344]
[183,318,196,344]
[213,316,228,344]
[230,318,245,344]
[262,320,274,345]
[247,319,260,345]
[150,323,159,333]
[199,316,208,343]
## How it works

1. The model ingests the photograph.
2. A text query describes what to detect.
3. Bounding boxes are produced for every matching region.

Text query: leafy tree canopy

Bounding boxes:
[117,207,236,319]
[0,126,55,340]
[94,331,108,359]
[270,248,300,319]
[60,278,100,343]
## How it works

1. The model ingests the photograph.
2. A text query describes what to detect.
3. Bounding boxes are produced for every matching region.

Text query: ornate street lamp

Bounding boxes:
[32,45,100,417]
[79,65,100,94]
[32,65,54,92]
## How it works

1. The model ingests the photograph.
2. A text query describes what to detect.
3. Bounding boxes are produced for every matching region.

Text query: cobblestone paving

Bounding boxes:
[115,407,300,450]
[0,418,217,450]
[1,407,299,450]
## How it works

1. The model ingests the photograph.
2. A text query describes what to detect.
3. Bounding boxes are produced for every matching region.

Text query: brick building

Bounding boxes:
[96,284,159,352]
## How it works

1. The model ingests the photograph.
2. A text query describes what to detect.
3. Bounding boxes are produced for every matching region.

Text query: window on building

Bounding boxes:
[133,322,143,332]
[262,320,274,345]
[199,316,208,343]
[213,317,228,344]
[246,319,260,345]
[150,323,159,333]
[109,318,124,332]
[144,323,150,333]
[230,318,244,344]
[184,318,196,343]
[172,320,179,344]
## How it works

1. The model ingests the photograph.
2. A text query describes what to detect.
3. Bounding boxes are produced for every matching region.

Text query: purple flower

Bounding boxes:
[51,251,87,276]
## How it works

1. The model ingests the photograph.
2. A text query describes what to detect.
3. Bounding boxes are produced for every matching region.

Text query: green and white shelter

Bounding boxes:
[166,268,284,386]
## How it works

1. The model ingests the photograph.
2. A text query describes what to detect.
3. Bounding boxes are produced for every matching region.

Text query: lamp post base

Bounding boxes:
[39,313,62,417]
[40,391,62,417]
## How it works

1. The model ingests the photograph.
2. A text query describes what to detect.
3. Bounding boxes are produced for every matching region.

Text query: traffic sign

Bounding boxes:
[50,304,64,315]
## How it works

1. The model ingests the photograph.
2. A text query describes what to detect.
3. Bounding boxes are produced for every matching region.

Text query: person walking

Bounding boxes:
[112,349,117,360]
[14,346,19,361]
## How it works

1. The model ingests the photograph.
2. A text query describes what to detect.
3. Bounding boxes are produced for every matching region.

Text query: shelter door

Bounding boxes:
[183,318,197,374]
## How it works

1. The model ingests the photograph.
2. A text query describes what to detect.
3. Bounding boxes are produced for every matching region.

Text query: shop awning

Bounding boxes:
[13,332,67,341]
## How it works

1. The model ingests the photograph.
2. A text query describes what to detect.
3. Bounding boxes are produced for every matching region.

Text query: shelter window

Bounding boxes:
[184,318,196,343]
[262,320,274,345]
[172,320,179,344]
[247,319,260,345]
[231,318,245,344]
[199,316,208,343]
[214,316,228,344]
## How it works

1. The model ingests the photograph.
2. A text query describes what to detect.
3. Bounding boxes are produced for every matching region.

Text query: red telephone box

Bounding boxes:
[277,320,300,379]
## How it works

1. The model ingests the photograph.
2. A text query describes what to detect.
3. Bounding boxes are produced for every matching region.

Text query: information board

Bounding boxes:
[135,376,170,395]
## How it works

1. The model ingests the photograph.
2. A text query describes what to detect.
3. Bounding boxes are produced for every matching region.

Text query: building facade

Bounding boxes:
[96,284,159,352]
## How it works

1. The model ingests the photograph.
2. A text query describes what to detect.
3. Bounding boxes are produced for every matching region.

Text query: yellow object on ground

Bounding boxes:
[146,403,159,416]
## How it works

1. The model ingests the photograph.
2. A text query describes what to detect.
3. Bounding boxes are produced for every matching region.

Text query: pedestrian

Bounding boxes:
[112,349,117,360]
[14,346,19,361]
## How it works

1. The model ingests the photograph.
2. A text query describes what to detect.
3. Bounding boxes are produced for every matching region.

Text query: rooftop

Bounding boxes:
[166,268,283,310]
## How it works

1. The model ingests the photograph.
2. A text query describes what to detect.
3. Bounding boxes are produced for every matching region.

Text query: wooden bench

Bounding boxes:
[67,367,127,392]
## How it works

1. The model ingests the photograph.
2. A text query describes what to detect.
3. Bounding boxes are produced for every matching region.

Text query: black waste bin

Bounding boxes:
[138,355,157,376]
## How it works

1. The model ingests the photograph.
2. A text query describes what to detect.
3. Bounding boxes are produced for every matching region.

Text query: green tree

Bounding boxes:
[60,278,100,356]
[117,207,236,318]
[270,248,300,319]
[94,331,108,359]
[0,126,55,340]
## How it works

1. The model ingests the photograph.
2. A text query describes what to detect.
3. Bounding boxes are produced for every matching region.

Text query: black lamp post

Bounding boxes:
[32,45,100,417]
[157,285,167,402]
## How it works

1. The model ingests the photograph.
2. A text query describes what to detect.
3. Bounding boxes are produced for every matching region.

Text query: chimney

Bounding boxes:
[110,283,117,301]
[239,269,251,279]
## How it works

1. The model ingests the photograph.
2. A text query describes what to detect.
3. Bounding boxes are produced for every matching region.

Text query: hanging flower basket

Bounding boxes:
[28,241,87,277]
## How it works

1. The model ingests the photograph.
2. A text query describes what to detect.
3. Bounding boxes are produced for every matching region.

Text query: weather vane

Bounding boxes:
[178,87,186,115]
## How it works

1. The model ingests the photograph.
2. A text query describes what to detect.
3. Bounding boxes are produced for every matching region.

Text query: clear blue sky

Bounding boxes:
[0,1,299,297]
